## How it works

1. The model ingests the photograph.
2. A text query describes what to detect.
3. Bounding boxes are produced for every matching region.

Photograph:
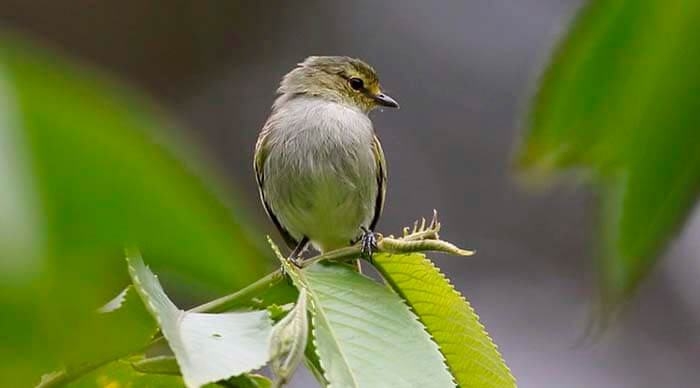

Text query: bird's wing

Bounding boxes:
[254,127,299,250]
[369,134,387,230]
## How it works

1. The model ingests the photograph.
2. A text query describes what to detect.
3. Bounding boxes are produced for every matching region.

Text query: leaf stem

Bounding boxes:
[38,212,472,387]
[35,339,155,388]
[188,270,286,313]
[191,216,473,313]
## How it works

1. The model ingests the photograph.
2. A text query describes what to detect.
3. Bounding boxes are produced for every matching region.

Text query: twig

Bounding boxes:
[37,211,472,387]
[193,211,473,313]
[188,270,287,314]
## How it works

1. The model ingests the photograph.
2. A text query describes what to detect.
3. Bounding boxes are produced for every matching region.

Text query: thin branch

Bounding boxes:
[187,211,473,314]
[37,211,472,387]
[188,270,286,314]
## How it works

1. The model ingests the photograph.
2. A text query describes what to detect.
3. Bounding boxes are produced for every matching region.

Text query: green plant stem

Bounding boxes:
[38,213,472,388]
[188,270,286,313]
[35,339,156,388]
[190,223,469,313]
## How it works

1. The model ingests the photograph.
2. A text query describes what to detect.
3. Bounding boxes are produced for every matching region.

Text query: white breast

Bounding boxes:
[262,97,378,252]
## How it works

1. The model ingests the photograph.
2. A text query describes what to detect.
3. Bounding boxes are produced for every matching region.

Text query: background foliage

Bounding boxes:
[1,0,699,386]
[517,0,700,304]
[1,35,514,388]
[0,37,270,386]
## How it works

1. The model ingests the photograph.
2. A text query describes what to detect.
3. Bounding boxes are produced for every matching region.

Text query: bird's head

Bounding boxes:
[276,56,399,112]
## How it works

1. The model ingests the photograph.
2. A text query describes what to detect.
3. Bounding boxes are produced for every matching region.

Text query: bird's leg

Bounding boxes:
[281,237,308,283]
[288,236,309,268]
[359,226,378,264]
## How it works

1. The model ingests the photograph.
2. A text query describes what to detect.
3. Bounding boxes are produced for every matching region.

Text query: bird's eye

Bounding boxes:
[348,77,364,91]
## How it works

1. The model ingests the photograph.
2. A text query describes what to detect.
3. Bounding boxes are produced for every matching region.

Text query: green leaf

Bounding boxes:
[266,303,295,322]
[0,33,271,385]
[304,263,456,388]
[269,288,308,387]
[67,286,158,370]
[127,251,273,388]
[271,242,455,388]
[0,73,44,284]
[268,238,455,387]
[132,356,182,376]
[374,253,516,388]
[34,286,158,388]
[131,356,272,388]
[193,273,297,315]
[267,239,326,387]
[302,325,328,388]
[68,358,186,388]
[516,0,700,300]
[226,374,273,388]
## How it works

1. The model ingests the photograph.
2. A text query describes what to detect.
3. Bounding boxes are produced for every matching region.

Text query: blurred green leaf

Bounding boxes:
[265,303,294,322]
[225,374,273,388]
[65,357,271,388]
[132,356,182,376]
[375,253,516,388]
[517,0,700,300]
[127,251,273,388]
[131,356,272,388]
[0,34,269,385]
[68,358,186,388]
[66,286,157,371]
[0,69,44,283]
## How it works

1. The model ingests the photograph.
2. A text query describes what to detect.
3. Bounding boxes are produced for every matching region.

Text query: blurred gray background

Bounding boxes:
[3,1,698,386]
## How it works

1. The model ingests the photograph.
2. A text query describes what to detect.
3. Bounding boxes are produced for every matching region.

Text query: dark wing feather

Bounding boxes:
[369,134,387,230]
[254,129,298,250]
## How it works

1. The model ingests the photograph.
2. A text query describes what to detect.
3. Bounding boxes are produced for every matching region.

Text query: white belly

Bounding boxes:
[262,98,378,252]
[284,170,374,252]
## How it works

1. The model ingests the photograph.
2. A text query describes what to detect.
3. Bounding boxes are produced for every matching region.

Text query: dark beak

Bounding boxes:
[372,93,400,108]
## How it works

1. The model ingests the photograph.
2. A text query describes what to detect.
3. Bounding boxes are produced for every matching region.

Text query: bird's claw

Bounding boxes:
[288,255,303,268]
[281,255,302,285]
[360,227,378,263]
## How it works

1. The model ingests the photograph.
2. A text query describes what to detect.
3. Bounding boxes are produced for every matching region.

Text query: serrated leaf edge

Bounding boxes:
[380,253,516,386]
[308,294,360,388]
[308,267,456,388]
[126,251,272,387]
[385,278,456,387]
[97,286,131,313]
[266,236,459,388]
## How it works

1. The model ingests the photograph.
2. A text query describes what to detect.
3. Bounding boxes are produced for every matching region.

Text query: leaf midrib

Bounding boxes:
[299,270,361,388]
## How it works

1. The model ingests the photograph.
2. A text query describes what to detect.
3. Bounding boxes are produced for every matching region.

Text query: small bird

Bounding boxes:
[254,56,399,265]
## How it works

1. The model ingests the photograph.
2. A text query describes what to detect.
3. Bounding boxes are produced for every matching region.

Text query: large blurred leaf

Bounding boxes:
[0,34,269,385]
[66,286,157,371]
[67,358,186,388]
[64,357,272,388]
[127,252,273,388]
[517,0,700,300]
[375,253,516,388]
[131,356,273,388]
[0,73,44,283]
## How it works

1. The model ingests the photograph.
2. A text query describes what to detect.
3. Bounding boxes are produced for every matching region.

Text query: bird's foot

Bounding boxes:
[281,237,308,278]
[360,227,378,264]
[288,254,303,268]
[280,253,303,284]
